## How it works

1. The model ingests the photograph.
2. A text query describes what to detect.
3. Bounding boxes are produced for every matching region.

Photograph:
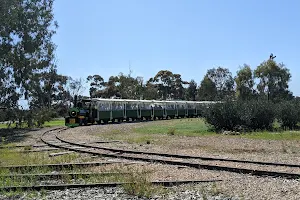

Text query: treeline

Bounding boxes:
[0,0,297,128]
[86,59,293,103]
[202,99,300,132]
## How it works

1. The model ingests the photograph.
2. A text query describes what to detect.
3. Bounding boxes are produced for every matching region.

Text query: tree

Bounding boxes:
[0,0,58,105]
[115,73,141,99]
[148,70,187,100]
[185,79,197,101]
[87,75,105,97]
[172,74,188,100]
[143,82,158,100]
[235,64,255,100]
[66,77,86,100]
[29,67,67,109]
[148,70,174,100]
[197,76,218,101]
[0,0,61,126]
[254,60,292,102]
[205,67,235,100]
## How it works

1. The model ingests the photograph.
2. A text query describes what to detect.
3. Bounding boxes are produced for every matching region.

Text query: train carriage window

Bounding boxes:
[126,102,138,110]
[140,102,152,109]
[98,102,110,111]
[178,104,185,109]
[112,102,123,110]
[166,103,175,109]
[187,104,194,109]
[153,103,164,109]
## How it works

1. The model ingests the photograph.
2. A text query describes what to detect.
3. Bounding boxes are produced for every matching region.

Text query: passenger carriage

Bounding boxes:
[65,97,219,127]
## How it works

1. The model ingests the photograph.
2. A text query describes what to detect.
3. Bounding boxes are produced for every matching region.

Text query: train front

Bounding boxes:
[65,107,80,127]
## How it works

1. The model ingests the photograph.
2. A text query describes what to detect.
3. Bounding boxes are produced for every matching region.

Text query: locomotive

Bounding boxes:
[65,96,95,127]
[65,96,217,128]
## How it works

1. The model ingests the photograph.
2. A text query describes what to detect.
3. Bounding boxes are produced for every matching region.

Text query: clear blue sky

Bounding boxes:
[53,0,300,96]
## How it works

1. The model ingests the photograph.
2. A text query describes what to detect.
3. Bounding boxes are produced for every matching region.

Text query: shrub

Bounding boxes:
[246,100,276,130]
[277,100,300,130]
[202,100,241,131]
[203,100,276,132]
[167,128,176,135]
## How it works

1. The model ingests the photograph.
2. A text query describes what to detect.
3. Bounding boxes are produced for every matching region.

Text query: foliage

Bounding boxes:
[277,100,300,129]
[0,0,69,126]
[204,67,235,100]
[254,60,292,102]
[86,74,105,97]
[235,64,255,100]
[66,77,85,101]
[0,0,59,104]
[202,101,241,131]
[185,79,197,101]
[197,76,218,101]
[203,100,277,132]
[87,73,144,99]
[147,70,188,100]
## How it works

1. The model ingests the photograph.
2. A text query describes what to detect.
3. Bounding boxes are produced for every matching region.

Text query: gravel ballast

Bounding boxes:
[3,121,300,199]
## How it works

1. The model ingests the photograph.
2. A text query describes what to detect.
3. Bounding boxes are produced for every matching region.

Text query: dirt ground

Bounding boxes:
[3,121,300,200]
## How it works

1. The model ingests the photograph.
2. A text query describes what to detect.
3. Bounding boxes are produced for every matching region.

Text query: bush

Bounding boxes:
[245,100,276,130]
[277,100,300,130]
[203,100,277,132]
[203,101,241,131]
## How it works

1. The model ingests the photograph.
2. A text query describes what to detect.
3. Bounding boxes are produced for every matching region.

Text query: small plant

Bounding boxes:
[200,187,208,200]
[210,182,221,196]
[1,137,6,145]
[167,128,176,135]
[121,166,161,198]
[24,146,32,151]
[281,141,288,153]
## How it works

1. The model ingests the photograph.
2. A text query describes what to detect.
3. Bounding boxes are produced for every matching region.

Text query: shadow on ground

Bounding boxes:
[0,128,40,144]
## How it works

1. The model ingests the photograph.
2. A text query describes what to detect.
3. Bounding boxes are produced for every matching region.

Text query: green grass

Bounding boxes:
[134,118,213,137]
[43,119,65,127]
[0,119,64,129]
[134,118,300,141]
[0,123,10,129]
[0,148,91,168]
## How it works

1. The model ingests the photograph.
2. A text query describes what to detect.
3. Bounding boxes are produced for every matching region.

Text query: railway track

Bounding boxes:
[40,127,300,180]
[0,179,222,192]
[2,127,300,194]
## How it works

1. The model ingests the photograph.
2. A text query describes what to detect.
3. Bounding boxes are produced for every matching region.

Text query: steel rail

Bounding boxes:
[0,172,131,179]
[44,132,300,179]
[56,134,300,168]
[0,179,223,191]
[0,161,125,171]
[40,127,300,180]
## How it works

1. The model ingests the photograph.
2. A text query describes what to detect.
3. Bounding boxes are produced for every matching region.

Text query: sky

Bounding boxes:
[52,0,300,97]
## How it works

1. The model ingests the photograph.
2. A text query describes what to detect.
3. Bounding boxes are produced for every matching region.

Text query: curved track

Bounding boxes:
[39,127,300,180]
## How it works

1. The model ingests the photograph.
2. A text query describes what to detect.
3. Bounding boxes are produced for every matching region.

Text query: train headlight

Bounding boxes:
[70,111,76,117]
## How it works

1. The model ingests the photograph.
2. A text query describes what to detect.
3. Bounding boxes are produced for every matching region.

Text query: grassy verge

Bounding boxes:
[96,118,300,144]
[0,148,91,168]
[134,118,213,137]
[134,118,300,141]
[0,119,65,129]
[97,118,215,144]
[0,164,165,199]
